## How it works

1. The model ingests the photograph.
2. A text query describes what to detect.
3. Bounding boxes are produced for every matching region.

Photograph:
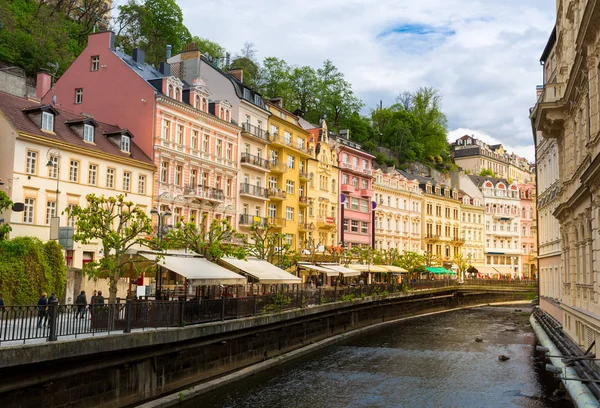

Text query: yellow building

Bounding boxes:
[302,118,339,250]
[265,98,312,251]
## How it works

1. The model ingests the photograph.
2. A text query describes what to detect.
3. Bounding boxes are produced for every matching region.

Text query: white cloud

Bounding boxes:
[173,0,554,162]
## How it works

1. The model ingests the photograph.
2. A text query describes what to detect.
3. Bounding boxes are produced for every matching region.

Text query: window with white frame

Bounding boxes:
[351,220,359,232]
[75,88,83,104]
[216,140,222,156]
[82,124,94,142]
[88,164,97,185]
[226,143,232,161]
[351,198,359,210]
[175,165,182,186]
[286,180,295,194]
[361,200,368,212]
[270,125,278,135]
[287,155,295,169]
[268,204,277,218]
[176,125,184,145]
[91,55,100,71]
[138,175,146,194]
[41,111,54,131]
[26,150,37,174]
[67,203,76,227]
[123,171,131,191]
[203,134,209,152]
[120,135,130,152]
[286,206,294,221]
[162,119,170,140]
[284,131,292,144]
[45,200,56,225]
[269,176,278,189]
[69,160,79,182]
[284,234,293,247]
[361,179,368,189]
[48,155,58,179]
[361,221,368,234]
[160,161,168,183]
[191,130,198,150]
[342,174,348,184]
[106,168,115,188]
[23,198,35,224]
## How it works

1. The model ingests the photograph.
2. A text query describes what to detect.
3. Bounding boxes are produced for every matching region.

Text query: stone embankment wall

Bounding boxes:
[0,288,530,408]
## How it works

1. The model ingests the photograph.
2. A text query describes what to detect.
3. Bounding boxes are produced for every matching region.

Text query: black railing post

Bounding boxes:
[124,299,132,333]
[179,300,185,327]
[253,296,258,316]
[318,288,322,304]
[48,299,59,342]
[221,297,225,321]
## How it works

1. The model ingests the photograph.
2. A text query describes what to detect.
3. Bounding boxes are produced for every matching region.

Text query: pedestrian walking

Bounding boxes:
[89,290,97,320]
[37,292,48,328]
[75,290,87,319]
[95,290,105,305]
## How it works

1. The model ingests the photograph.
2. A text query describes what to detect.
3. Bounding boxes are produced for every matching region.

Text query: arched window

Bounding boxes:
[168,85,173,98]
[175,87,180,101]
[195,95,200,109]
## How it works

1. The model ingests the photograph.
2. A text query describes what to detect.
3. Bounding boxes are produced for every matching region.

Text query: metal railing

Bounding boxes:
[239,183,269,198]
[239,213,268,226]
[241,123,268,141]
[184,185,225,201]
[240,153,270,170]
[0,279,536,344]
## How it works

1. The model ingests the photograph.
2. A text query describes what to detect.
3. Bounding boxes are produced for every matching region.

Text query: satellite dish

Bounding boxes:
[12,202,24,212]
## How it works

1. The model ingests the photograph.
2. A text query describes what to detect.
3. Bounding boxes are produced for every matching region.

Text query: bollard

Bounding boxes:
[124,299,132,333]
[48,299,59,342]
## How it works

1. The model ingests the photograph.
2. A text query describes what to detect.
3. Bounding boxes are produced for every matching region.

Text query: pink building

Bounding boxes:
[44,31,240,229]
[334,131,375,248]
[519,184,537,278]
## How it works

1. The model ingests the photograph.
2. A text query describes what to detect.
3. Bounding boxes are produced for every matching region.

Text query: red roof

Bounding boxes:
[0,90,153,165]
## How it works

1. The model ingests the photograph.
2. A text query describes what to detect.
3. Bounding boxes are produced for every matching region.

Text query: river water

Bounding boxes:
[184,306,572,408]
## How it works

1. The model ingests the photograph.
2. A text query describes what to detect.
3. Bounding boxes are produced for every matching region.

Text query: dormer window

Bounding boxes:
[42,111,54,131]
[83,124,94,142]
[121,135,131,152]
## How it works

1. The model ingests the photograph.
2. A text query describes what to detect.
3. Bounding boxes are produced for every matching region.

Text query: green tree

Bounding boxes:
[0,190,13,240]
[287,65,318,113]
[165,214,245,262]
[190,36,225,59]
[453,252,470,281]
[260,57,292,99]
[398,251,424,280]
[67,194,159,303]
[246,223,298,269]
[479,168,498,177]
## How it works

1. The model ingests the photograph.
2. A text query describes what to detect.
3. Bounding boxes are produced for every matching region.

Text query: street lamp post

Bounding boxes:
[151,207,171,299]
[46,148,61,239]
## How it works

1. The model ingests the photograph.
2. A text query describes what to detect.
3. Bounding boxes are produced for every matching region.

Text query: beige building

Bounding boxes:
[531,1,600,353]
[373,169,423,253]
[458,191,485,269]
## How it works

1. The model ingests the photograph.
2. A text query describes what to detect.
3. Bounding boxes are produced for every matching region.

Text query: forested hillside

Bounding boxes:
[0,0,453,169]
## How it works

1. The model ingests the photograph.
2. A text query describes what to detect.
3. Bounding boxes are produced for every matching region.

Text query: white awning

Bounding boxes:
[475,266,496,276]
[378,265,408,273]
[494,266,515,276]
[298,263,337,275]
[220,257,302,284]
[139,253,247,285]
[320,264,361,277]
[347,264,388,273]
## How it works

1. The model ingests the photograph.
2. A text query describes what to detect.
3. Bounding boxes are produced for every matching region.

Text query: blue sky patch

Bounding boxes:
[378,23,456,38]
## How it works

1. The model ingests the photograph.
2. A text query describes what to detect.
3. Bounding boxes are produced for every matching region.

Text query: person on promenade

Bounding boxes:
[48,292,58,304]
[89,290,97,320]
[75,290,87,319]
[37,292,48,328]
[0,293,5,313]
[95,290,105,305]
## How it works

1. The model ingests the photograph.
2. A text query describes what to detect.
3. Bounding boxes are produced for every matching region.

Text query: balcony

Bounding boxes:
[239,214,268,227]
[492,213,514,220]
[424,234,441,242]
[299,170,312,182]
[452,237,466,245]
[360,189,374,199]
[241,123,269,143]
[298,222,315,232]
[240,153,270,171]
[339,161,373,176]
[268,217,287,228]
[268,188,287,200]
[299,196,309,207]
[316,216,336,229]
[270,160,287,174]
[184,185,225,202]
[269,133,312,158]
[239,183,269,200]
[341,184,356,194]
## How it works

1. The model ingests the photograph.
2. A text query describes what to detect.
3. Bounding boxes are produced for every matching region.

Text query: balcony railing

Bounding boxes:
[341,184,356,193]
[239,213,268,227]
[240,153,270,170]
[299,170,313,181]
[239,183,269,199]
[268,188,287,200]
[268,217,287,227]
[269,133,311,155]
[241,123,269,141]
[299,196,309,205]
[299,222,315,231]
[184,185,225,201]
[270,160,287,173]
[425,234,441,240]
[339,162,372,176]
[360,189,374,198]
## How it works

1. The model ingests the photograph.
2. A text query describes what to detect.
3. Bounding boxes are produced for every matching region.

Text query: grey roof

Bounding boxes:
[298,117,318,130]
[113,49,166,82]
[397,170,452,191]
[467,174,510,187]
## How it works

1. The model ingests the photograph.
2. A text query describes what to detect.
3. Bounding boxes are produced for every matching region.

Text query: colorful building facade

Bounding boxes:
[519,184,537,279]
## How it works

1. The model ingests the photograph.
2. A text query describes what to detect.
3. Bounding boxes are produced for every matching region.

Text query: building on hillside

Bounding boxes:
[531,0,600,351]
[400,172,462,266]
[44,32,240,232]
[264,98,312,251]
[372,168,423,253]
[519,184,537,279]
[468,175,523,277]
[530,26,561,321]
[0,90,154,271]
[303,117,338,250]
[167,44,272,238]
[458,190,485,270]
[451,135,534,183]
[335,130,375,248]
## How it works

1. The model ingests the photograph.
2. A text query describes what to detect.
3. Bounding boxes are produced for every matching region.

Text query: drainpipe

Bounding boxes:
[530,315,600,408]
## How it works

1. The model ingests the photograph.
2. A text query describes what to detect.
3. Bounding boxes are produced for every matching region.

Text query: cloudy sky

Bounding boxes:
[176,0,555,161]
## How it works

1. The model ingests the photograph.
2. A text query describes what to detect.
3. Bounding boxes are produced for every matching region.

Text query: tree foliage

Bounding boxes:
[0,237,66,305]
[245,223,298,270]
[0,190,13,240]
[164,214,245,261]
[479,168,498,177]
[67,194,159,303]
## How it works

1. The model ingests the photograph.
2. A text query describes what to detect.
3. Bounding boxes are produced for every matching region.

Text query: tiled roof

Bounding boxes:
[467,174,510,187]
[0,90,153,165]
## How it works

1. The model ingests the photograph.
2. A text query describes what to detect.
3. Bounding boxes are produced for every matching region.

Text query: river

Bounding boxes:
[183,306,572,408]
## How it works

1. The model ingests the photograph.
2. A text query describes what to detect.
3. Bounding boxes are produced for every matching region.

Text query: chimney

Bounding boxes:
[270,97,283,107]
[36,73,52,100]
[339,129,350,140]
[132,48,144,64]
[228,68,243,82]
[166,44,172,59]
[159,62,171,76]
